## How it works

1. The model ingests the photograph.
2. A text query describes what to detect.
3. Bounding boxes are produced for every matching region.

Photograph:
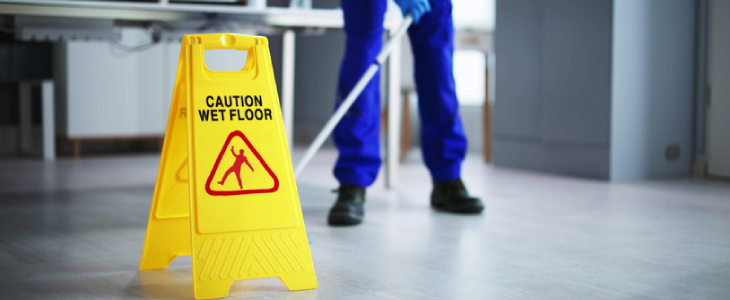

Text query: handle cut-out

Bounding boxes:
[187,34,268,80]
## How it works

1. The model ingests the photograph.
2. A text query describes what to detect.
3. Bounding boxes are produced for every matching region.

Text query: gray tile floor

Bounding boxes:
[1,149,729,299]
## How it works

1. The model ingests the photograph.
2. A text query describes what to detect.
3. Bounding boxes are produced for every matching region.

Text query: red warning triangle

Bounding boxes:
[205,130,279,196]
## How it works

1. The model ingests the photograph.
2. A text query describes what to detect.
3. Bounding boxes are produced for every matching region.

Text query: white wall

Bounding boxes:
[610,0,696,179]
[494,0,696,180]
[706,0,730,177]
[494,0,613,179]
[291,31,345,145]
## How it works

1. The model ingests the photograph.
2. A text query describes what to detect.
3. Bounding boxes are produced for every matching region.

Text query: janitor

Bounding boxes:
[329,0,484,226]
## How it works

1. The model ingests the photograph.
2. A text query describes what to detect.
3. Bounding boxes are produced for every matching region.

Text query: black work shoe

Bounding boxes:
[431,179,484,214]
[328,183,366,226]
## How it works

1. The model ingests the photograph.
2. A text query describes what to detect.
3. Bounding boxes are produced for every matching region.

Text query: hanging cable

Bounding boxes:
[108,25,162,53]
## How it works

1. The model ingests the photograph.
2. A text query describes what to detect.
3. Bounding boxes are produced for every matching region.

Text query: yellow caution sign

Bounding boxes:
[140,33,317,299]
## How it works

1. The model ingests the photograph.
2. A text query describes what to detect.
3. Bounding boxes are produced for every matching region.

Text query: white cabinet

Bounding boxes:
[54,31,180,139]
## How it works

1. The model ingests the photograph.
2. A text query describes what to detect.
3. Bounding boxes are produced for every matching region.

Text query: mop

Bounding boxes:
[293,15,414,179]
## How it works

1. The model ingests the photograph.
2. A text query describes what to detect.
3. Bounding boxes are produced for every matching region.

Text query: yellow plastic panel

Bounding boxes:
[139,49,192,271]
[140,33,316,299]
[187,36,299,235]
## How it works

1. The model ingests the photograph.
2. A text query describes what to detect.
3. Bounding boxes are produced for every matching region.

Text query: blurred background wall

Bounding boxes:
[2,0,729,180]
[493,0,697,180]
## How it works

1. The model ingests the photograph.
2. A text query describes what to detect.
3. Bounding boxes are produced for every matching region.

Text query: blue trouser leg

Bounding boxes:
[333,0,387,187]
[409,0,467,181]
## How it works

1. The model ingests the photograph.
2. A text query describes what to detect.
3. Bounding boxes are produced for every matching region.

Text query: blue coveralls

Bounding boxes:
[333,0,467,187]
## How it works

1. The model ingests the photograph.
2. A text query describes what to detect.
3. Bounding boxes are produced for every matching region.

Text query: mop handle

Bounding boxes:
[293,15,414,179]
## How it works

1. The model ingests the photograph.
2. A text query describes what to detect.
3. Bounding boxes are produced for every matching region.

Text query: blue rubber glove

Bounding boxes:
[393,0,432,24]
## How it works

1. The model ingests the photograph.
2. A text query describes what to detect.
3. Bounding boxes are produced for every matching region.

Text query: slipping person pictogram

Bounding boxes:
[218,146,254,189]
[205,130,279,196]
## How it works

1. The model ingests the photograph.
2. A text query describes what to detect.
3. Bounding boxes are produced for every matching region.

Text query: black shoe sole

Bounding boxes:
[328,212,363,226]
[431,203,484,214]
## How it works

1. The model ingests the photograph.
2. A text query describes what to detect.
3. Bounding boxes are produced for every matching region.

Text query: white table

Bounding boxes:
[1,1,403,187]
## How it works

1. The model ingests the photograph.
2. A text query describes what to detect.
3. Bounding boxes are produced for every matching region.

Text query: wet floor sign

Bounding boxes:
[139,33,316,299]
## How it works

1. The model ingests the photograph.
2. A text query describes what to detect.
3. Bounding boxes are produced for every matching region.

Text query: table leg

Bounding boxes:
[41,80,55,161]
[73,140,80,158]
[282,29,296,153]
[400,89,411,162]
[19,81,33,154]
[385,31,402,189]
